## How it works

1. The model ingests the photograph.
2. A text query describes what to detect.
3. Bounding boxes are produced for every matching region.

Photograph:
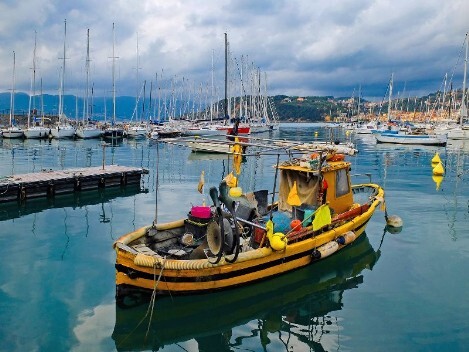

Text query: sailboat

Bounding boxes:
[76,29,103,139]
[24,31,49,139]
[2,51,24,139]
[126,82,150,138]
[50,19,76,139]
[103,23,125,141]
[374,73,446,146]
[126,35,149,139]
[447,32,469,140]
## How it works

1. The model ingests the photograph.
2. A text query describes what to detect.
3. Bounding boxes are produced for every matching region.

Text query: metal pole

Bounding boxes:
[269,154,280,221]
[224,33,228,120]
[153,142,159,226]
[102,143,106,170]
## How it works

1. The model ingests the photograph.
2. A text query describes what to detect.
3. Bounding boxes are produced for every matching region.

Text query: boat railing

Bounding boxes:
[351,173,372,183]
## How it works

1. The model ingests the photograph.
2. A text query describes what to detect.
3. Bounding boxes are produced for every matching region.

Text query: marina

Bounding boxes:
[0,4,467,350]
[0,124,468,351]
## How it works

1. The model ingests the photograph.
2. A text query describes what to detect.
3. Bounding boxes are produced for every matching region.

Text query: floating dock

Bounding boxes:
[0,165,149,203]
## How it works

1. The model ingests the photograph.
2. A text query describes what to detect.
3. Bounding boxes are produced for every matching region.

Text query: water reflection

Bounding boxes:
[112,234,382,351]
[0,184,146,221]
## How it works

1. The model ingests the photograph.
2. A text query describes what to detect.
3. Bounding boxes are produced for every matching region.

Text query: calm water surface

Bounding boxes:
[0,123,468,352]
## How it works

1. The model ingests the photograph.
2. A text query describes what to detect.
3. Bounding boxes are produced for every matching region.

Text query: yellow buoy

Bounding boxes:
[229,186,243,198]
[268,232,287,251]
[432,175,444,190]
[432,162,445,176]
[431,153,441,167]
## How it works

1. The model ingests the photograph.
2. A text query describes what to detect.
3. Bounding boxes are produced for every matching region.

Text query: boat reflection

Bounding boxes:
[187,151,233,161]
[446,139,469,152]
[112,233,382,351]
[0,183,147,221]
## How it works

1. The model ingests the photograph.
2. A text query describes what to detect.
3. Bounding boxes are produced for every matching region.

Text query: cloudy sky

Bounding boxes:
[0,0,467,100]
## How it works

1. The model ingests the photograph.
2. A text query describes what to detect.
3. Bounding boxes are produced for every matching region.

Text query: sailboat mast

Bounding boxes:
[387,73,394,121]
[59,19,67,118]
[224,32,228,120]
[461,33,468,124]
[29,30,38,128]
[112,23,116,124]
[10,51,16,127]
[40,78,44,124]
[135,32,140,122]
[142,80,146,121]
[239,55,243,119]
[84,28,90,123]
[33,31,37,111]
[211,49,214,122]
[357,84,361,117]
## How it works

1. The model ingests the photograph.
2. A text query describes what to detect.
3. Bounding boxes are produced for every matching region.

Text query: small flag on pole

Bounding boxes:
[312,204,331,231]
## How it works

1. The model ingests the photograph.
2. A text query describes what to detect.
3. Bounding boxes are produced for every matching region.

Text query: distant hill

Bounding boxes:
[0,90,460,124]
[0,92,141,121]
[0,92,352,123]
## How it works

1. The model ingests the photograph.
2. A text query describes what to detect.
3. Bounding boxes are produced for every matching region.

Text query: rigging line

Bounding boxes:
[447,32,469,85]
[377,77,392,117]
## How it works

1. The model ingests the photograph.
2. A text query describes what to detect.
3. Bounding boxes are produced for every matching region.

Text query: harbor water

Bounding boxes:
[0,123,468,351]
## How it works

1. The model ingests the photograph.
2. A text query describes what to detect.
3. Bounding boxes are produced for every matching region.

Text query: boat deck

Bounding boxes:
[0,165,149,203]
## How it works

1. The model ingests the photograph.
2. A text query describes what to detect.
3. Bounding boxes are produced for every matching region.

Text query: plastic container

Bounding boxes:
[185,212,213,240]
[190,206,212,219]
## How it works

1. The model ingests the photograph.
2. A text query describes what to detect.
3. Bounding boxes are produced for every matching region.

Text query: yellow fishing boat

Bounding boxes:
[113,144,385,297]
[113,234,381,350]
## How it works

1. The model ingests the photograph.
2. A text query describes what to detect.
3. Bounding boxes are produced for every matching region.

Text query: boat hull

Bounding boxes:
[375,133,447,146]
[114,184,384,295]
[2,128,24,139]
[183,127,225,136]
[50,126,75,139]
[24,127,49,139]
[75,127,103,139]
[103,128,125,140]
[187,141,233,153]
[447,127,469,140]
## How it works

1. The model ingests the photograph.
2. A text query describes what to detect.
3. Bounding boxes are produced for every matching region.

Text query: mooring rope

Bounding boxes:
[118,256,167,348]
[145,256,167,340]
[0,181,11,195]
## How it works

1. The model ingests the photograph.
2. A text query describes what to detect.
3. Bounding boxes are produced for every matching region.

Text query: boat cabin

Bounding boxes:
[276,158,353,215]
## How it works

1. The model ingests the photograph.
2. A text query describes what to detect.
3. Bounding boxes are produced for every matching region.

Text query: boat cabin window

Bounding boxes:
[335,168,350,198]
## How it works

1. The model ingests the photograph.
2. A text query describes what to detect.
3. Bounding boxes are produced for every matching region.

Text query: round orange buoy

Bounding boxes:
[290,219,302,231]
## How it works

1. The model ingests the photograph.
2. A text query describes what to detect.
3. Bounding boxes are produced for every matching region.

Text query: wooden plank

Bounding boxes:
[0,165,149,203]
